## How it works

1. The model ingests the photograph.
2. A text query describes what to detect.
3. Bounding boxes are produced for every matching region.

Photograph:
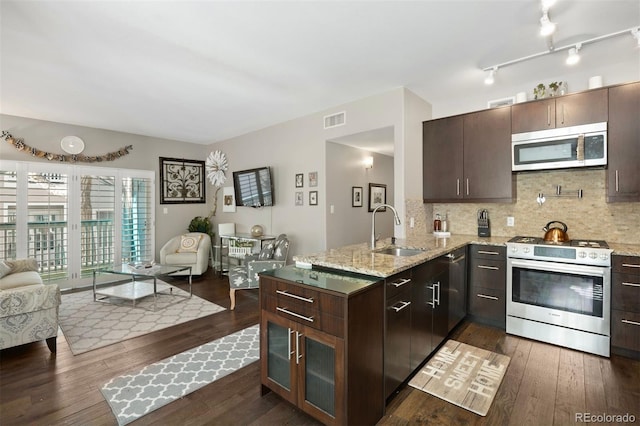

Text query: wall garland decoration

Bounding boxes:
[1,130,133,163]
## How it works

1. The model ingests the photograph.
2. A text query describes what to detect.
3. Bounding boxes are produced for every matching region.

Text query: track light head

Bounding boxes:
[484,68,496,85]
[540,12,556,37]
[632,28,640,47]
[566,43,581,65]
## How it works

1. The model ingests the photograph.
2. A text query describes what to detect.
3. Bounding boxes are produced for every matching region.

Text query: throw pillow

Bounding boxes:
[177,234,202,253]
[258,241,275,260]
[6,258,39,274]
[0,260,11,279]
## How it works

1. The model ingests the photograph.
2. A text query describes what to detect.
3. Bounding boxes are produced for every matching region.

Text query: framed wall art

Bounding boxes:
[295,173,304,188]
[159,157,206,204]
[368,183,386,212]
[309,171,318,187]
[309,191,318,206]
[352,186,363,207]
[295,191,303,206]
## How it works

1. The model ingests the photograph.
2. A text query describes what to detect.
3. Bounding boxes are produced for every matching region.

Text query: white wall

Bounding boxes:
[325,142,394,249]
[209,88,424,258]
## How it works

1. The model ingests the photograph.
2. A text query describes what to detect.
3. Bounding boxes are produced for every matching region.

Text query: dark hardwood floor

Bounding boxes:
[1,270,638,425]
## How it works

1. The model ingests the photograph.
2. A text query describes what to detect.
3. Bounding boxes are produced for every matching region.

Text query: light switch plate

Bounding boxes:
[507,216,515,227]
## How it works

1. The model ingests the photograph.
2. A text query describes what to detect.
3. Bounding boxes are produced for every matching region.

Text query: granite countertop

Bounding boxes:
[293,234,510,278]
[293,235,640,278]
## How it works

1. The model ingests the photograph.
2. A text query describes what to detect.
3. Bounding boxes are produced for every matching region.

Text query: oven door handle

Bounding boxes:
[508,258,609,276]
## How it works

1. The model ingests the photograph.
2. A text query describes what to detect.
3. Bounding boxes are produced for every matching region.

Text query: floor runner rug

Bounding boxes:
[408,339,510,416]
[59,282,226,354]
[101,324,260,425]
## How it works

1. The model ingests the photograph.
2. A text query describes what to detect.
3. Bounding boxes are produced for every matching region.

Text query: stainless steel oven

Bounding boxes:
[506,237,612,357]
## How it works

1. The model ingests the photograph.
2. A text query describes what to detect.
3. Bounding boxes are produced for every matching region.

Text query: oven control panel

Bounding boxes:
[506,243,612,267]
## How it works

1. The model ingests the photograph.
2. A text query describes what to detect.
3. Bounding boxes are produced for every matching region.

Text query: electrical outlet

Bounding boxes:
[507,216,515,227]
[410,217,415,228]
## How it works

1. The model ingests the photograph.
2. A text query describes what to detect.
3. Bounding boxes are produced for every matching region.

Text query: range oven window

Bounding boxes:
[511,268,603,317]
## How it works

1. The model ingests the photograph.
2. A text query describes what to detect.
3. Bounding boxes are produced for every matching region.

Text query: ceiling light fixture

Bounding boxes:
[539,11,556,37]
[566,43,581,65]
[541,0,557,10]
[484,67,497,85]
[632,28,640,47]
[481,27,638,84]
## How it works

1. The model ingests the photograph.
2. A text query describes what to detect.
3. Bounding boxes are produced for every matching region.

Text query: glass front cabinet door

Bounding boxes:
[261,311,345,424]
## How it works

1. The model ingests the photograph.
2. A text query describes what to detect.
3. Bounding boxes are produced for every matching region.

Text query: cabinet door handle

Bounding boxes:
[621,319,640,327]
[456,179,460,196]
[615,170,619,192]
[561,104,565,124]
[547,105,551,126]
[622,282,640,287]
[466,178,470,196]
[288,328,294,360]
[477,293,498,300]
[295,331,303,364]
[389,300,411,312]
[478,265,499,270]
[389,278,411,288]
[477,250,500,256]
[277,307,314,323]
[276,290,314,303]
[622,263,640,269]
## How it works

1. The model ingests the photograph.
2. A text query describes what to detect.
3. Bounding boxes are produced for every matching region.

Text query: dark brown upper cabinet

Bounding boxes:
[511,88,608,134]
[607,81,640,202]
[423,107,514,203]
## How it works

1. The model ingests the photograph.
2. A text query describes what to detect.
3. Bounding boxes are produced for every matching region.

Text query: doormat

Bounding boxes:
[101,324,259,426]
[408,339,510,416]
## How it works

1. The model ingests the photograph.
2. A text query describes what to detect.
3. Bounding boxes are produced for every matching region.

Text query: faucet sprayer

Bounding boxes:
[370,204,401,249]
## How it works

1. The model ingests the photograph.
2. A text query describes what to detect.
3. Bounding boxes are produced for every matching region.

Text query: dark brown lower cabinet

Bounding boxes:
[467,245,506,329]
[260,268,384,425]
[611,255,640,359]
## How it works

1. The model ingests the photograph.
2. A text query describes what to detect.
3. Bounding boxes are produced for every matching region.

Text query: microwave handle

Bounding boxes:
[577,134,584,161]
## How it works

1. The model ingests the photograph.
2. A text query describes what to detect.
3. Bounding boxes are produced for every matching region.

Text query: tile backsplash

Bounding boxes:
[406,169,640,245]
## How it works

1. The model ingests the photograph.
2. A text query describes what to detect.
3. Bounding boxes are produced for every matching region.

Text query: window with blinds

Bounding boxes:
[121,177,153,263]
[0,171,17,260]
[80,175,116,279]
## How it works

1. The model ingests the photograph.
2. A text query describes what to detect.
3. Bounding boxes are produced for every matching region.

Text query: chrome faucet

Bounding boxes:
[370,204,401,249]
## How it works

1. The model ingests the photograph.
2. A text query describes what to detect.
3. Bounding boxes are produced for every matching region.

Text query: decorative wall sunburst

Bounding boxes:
[205,150,228,187]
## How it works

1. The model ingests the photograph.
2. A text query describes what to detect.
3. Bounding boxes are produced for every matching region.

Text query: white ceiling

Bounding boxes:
[1,1,639,146]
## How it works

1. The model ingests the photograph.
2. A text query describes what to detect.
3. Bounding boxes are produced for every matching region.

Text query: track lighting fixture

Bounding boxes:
[539,11,556,37]
[632,28,640,47]
[566,44,581,65]
[484,67,496,85]
[481,27,638,85]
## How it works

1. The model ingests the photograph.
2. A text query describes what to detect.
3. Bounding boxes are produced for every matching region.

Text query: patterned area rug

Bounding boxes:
[101,324,260,425]
[59,282,225,354]
[409,339,510,416]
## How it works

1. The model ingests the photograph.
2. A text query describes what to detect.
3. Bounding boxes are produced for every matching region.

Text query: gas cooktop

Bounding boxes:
[508,236,609,249]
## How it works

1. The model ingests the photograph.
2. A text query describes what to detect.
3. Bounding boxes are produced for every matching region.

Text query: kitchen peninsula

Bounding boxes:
[262,235,640,425]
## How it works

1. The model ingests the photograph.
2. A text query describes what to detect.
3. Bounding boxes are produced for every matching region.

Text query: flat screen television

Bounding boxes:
[232,167,274,207]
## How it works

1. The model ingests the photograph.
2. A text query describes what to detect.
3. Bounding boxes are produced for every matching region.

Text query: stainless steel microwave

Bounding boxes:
[512,122,607,171]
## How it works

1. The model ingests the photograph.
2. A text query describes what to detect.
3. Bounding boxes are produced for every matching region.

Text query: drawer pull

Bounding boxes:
[277,307,314,322]
[622,282,640,288]
[621,319,640,327]
[477,250,500,256]
[389,301,411,312]
[276,290,314,303]
[477,293,498,301]
[621,263,640,269]
[477,265,499,270]
[389,278,411,288]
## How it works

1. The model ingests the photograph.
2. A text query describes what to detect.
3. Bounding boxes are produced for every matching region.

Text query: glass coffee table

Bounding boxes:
[93,263,192,311]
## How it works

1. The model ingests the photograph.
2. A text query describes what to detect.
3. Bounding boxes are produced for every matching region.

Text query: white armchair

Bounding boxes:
[159,232,212,275]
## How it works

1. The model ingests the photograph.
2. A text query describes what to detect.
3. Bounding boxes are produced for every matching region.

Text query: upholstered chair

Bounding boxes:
[228,234,289,310]
[159,232,212,275]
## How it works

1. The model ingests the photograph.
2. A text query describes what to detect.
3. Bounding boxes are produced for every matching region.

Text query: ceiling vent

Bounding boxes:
[324,111,346,129]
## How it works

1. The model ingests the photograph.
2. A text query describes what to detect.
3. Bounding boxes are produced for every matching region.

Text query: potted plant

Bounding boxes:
[534,83,546,99]
[548,82,561,97]
[188,216,212,237]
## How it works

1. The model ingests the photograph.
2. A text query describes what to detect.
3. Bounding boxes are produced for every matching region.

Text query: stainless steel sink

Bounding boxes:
[374,247,425,257]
